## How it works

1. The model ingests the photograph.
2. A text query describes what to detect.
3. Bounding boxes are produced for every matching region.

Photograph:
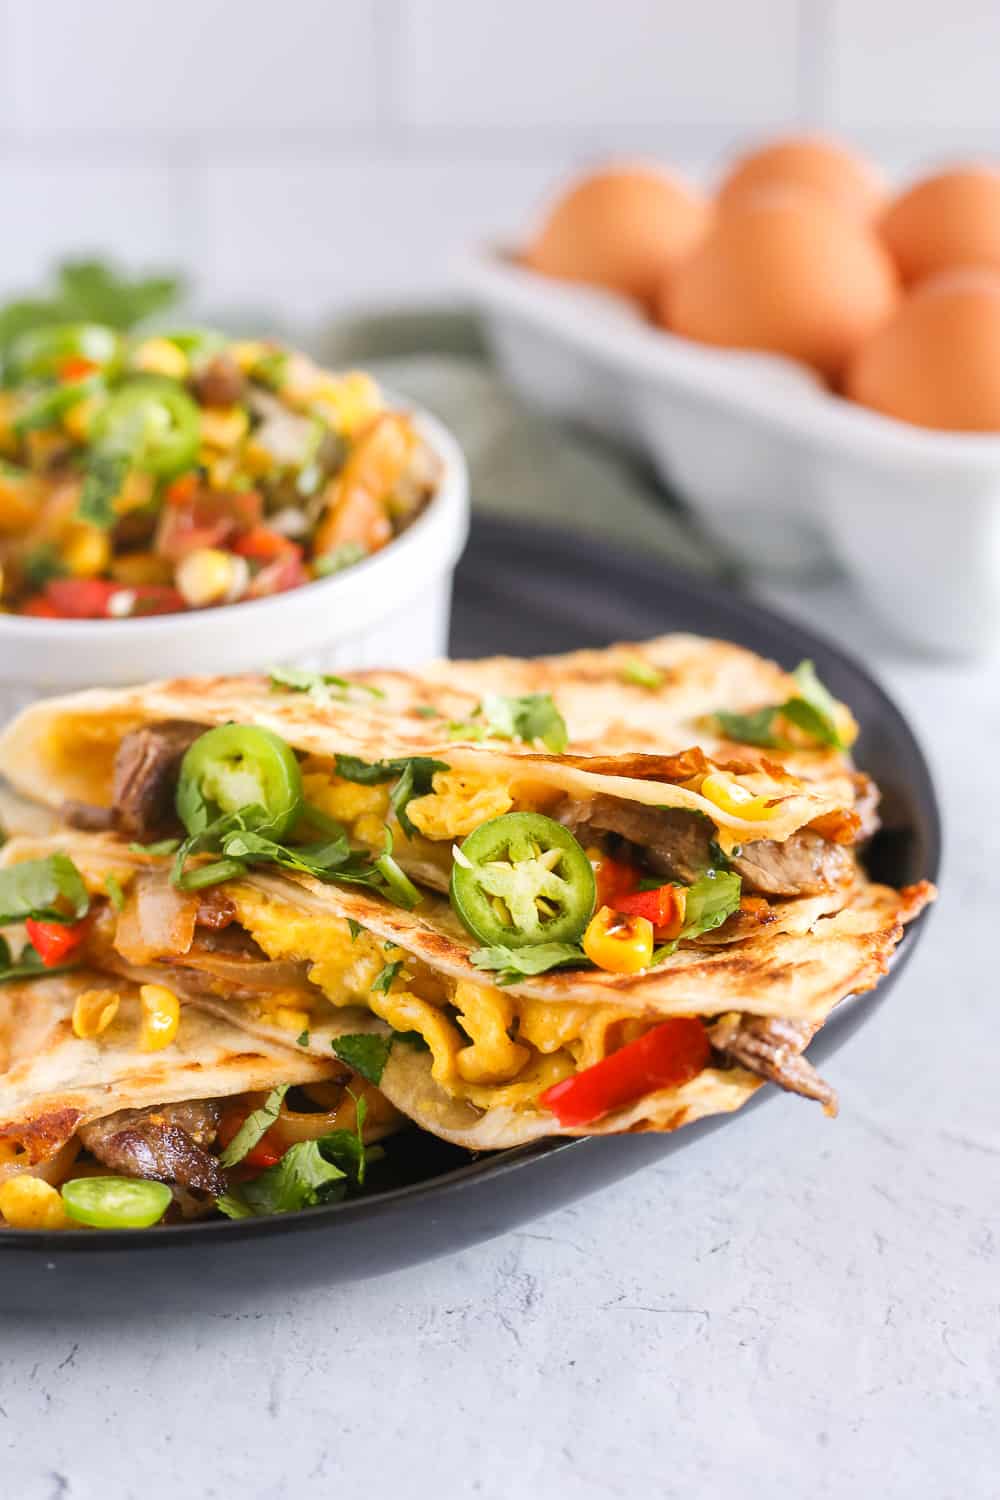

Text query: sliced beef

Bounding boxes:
[112,720,204,840]
[78,1099,224,1194]
[708,1014,838,1115]
[61,799,115,832]
[729,831,853,897]
[556,794,852,898]
[558,796,716,885]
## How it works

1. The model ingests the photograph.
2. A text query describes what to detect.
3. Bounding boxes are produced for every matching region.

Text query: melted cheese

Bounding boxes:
[229,888,659,1113]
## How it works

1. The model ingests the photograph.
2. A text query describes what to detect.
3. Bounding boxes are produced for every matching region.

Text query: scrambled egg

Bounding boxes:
[406,770,514,840]
[228,887,635,1112]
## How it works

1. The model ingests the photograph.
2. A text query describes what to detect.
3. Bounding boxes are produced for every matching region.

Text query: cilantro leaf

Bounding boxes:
[0,941,76,985]
[104,873,125,912]
[371,959,402,994]
[449,694,569,754]
[78,449,130,529]
[296,1030,310,1048]
[712,661,853,751]
[347,919,363,941]
[331,1033,392,1085]
[268,665,383,703]
[313,542,367,576]
[0,854,89,925]
[620,658,664,691]
[652,871,742,961]
[218,1084,288,1168]
[237,1140,348,1215]
[129,838,180,857]
[333,754,448,840]
[470,941,586,983]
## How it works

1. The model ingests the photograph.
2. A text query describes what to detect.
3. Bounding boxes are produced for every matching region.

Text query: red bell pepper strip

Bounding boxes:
[590,853,639,910]
[616,882,686,936]
[57,355,100,383]
[24,917,88,967]
[538,1017,711,1127]
[21,596,61,618]
[216,1106,285,1170]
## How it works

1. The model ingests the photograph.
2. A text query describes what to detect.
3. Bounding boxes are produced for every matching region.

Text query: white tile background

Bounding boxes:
[1,0,999,324]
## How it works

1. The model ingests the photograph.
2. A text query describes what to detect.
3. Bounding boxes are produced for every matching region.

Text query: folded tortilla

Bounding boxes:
[0,672,856,882]
[0,832,932,1150]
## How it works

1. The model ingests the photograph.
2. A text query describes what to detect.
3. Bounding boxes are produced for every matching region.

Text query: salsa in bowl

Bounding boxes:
[0,325,441,620]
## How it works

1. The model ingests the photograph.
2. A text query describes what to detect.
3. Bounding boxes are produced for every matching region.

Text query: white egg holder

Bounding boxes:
[464,248,1000,656]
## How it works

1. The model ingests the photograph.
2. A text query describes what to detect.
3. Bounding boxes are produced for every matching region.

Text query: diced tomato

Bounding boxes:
[125,585,187,617]
[57,356,99,383]
[44,579,121,618]
[24,917,88,967]
[589,851,639,910]
[616,882,687,938]
[43,579,184,619]
[21,596,60,618]
[156,487,263,561]
[246,550,309,599]
[232,526,298,562]
[539,1017,711,1128]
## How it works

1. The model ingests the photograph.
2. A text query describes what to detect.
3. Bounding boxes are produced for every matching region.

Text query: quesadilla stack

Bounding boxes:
[0,637,933,1227]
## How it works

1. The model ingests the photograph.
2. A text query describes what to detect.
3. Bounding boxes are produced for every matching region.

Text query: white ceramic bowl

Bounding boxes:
[464,249,1000,657]
[0,405,468,723]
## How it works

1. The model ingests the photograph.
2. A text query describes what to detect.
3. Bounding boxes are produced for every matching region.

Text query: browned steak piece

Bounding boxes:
[190,353,246,407]
[78,1099,225,1194]
[61,799,115,831]
[729,831,854,897]
[112,720,204,840]
[709,1015,838,1115]
[557,795,853,897]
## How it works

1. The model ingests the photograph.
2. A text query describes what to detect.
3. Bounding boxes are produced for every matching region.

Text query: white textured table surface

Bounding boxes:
[2,579,997,1500]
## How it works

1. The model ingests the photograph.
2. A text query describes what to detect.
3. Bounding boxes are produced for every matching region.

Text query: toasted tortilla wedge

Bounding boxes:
[0,832,933,1150]
[0,971,340,1163]
[0,671,852,854]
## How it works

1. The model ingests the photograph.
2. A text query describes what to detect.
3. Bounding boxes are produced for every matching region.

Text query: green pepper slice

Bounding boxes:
[13,375,104,434]
[61,1176,172,1230]
[91,376,200,476]
[450,812,596,949]
[177,724,303,838]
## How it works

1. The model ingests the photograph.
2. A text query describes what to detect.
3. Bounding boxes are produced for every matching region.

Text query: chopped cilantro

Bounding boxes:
[331,1033,393,1085]
[371,959,402,994]
[347,919,363,942]
[332,754,448,840]
[448,693,569,754]
[218,1084,288,1168]
[713,661,854,751]
[268,665,384,704]
[296,1030,310,1048]
[470,941,586,984]
[621,658,664,691]
[128,837,180,857]
[78,449,130,529]
[314,542,367,576]
[104,873,125,912]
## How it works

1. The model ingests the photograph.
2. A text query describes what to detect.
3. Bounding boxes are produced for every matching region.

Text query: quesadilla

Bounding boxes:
[0,639,934,1223]
[0,969,400,1227]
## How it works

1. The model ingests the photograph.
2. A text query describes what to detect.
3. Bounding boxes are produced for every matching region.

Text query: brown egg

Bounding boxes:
[522,163,709,309]
[659,188,899,377]
[880,165,1000,284]
[844,269,1000,431]
[718,135,885,219]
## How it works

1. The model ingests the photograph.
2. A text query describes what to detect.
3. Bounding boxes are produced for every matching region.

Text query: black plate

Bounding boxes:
[0,517,940,1311]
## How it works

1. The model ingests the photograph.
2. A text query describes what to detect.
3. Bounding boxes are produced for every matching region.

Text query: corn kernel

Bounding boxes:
[199,405,249,450]
[0,1176,70,1230]
[114,470,155,515]
[176,547,248,607]
[312,372,384,437]
[230,340,269,373]
[139,983,180,1051]
[0,470,39,532]
[270,1006,312,1035]
[72,988,121,1040]
[132,337,189,380]
[62,523,111,578]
